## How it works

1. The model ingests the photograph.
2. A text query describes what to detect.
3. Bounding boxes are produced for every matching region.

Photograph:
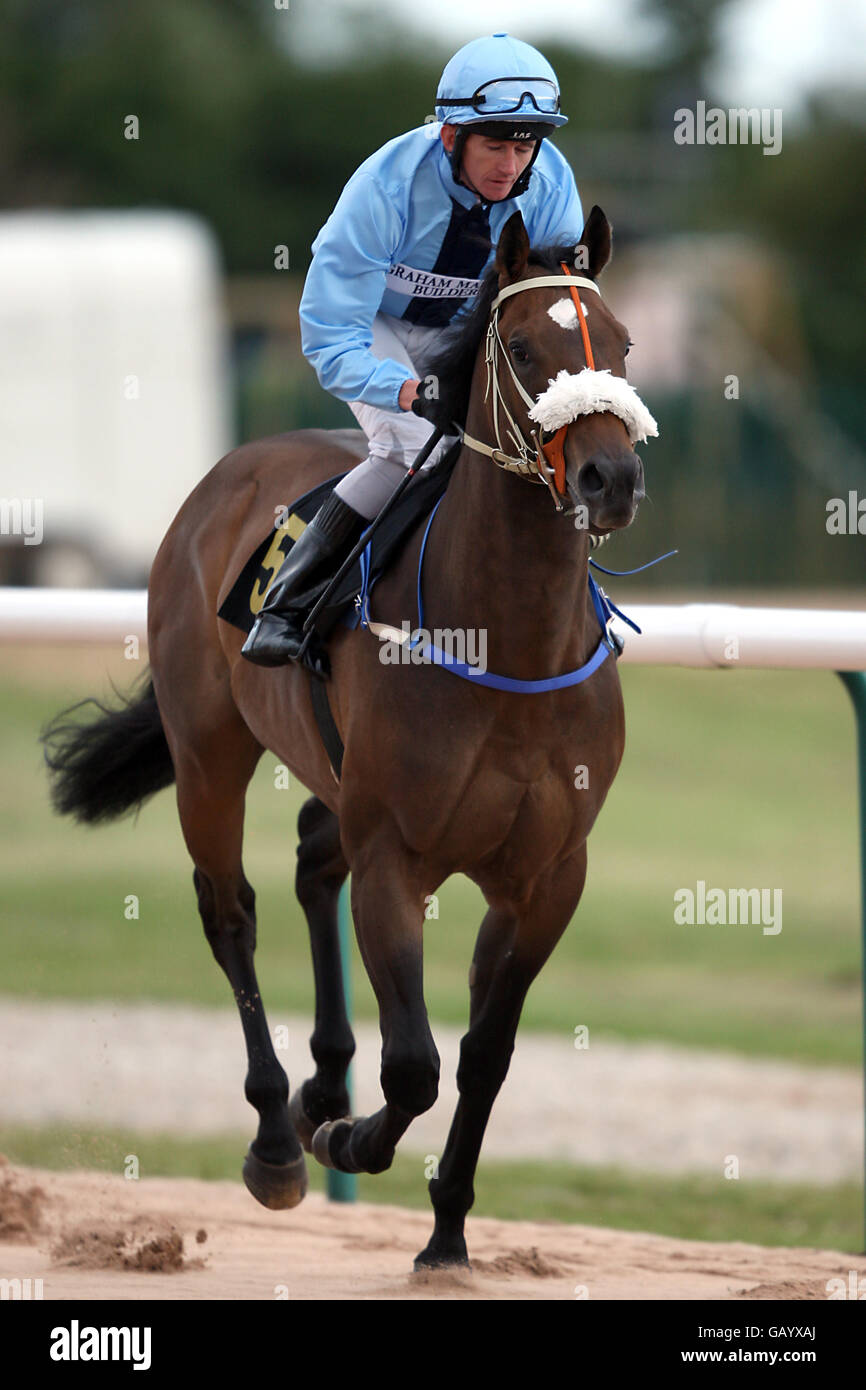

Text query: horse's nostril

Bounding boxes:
[578,462,604,498]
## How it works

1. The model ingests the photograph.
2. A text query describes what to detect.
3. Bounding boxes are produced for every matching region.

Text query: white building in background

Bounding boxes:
[0,210,232,586]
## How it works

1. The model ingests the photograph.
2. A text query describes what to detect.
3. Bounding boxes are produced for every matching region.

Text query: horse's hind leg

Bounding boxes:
[288,796,355,1150]
[172,717,307,1209]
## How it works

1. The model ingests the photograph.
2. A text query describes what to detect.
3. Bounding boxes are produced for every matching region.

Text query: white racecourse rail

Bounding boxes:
[1,587,866,670]
[2,586,866,1239]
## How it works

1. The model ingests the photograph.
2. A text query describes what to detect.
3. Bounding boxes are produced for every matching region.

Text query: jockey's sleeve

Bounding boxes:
[299,174,410,412]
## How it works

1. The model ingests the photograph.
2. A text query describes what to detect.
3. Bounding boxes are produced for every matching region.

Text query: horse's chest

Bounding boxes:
[434,737,607,863]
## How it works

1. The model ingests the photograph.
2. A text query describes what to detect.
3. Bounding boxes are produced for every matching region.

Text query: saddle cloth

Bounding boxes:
[218,443,460,668]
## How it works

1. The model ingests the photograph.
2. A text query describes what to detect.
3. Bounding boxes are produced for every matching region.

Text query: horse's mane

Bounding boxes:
[413,242,588,433]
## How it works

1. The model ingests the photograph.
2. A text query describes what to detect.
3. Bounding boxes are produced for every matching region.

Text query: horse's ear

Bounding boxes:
[574,206,612,279]
[495,212,530,288]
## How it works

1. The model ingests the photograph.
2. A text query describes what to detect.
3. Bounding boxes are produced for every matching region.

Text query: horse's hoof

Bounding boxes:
[413,1244,471,1273]
[412,1252,473,1280]
[288,1089,317,1153]
[242,1147,308,1210]
[311,1118,356,1172]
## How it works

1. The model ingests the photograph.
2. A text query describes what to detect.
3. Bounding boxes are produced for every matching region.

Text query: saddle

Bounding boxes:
[218,442,461,677]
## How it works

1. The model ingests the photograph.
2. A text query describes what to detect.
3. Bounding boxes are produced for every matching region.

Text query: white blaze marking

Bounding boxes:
[547,297,580,330]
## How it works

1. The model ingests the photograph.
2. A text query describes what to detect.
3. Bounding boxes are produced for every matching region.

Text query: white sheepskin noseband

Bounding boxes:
[528,368,659,445]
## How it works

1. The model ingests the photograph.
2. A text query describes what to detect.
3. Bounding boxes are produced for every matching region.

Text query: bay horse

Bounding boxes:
[43,207,652,1272]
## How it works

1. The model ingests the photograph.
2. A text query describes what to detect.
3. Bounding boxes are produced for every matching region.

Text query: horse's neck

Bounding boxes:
[423,443,597,682]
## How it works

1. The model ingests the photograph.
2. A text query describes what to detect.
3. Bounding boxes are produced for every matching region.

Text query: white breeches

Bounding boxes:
[334,313,456,519]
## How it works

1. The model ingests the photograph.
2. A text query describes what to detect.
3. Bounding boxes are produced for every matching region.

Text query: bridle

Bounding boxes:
[355,268,657,687]
[460,262,605,513]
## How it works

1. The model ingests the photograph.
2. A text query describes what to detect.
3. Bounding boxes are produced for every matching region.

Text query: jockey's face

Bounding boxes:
[440,125,536,201]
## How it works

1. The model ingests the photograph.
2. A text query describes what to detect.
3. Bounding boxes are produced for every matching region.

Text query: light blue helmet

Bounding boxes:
[435,33,568,131]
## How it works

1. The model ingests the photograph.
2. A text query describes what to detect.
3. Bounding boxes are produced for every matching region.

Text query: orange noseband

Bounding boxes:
[537,263,596,495]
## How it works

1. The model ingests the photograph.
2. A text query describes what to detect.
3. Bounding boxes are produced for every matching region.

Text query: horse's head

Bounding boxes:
[477,207,653,534]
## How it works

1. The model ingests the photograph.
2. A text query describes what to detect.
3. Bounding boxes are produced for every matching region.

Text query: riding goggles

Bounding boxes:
[436,77,561,117]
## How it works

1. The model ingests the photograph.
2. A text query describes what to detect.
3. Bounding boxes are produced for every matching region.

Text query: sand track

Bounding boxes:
[2,1163,864,1301]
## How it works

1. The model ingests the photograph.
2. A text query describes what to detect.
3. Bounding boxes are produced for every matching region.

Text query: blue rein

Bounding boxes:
[358,494,648,693]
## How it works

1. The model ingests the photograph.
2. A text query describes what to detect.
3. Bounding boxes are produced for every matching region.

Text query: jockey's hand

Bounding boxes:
[398,378,421,411]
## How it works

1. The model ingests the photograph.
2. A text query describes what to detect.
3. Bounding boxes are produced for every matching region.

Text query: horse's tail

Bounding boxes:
[41,672,175,825]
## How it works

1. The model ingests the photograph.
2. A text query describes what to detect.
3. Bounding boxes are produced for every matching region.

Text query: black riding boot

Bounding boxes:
[241,493,365,667]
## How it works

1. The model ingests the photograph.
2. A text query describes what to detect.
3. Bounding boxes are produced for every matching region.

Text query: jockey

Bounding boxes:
[242,32,584,666]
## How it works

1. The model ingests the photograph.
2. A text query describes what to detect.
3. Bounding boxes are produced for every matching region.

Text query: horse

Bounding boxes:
[43,206,652,1272]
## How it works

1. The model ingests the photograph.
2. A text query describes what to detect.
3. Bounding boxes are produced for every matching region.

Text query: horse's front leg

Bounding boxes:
[311,837,439,1175]
[415,845,588,1270]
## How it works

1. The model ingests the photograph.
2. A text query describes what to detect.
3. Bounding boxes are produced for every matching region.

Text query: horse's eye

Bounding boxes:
[509,341,529,364]
[625,340,634,357]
